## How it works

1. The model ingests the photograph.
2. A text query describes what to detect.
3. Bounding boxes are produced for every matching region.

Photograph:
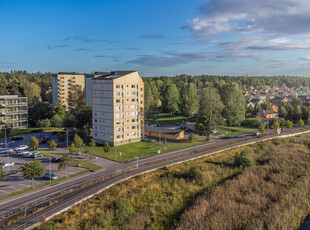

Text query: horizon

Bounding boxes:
[2,0,310,77]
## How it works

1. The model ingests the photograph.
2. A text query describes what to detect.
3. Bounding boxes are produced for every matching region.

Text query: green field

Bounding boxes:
[87,139,207,162]
[151,113,194,125]
[0,127,64,138]
[218,125,257,137]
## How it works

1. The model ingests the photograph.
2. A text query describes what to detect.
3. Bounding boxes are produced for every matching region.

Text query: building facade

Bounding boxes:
[52,72,85,110]
[92,71,144,146]
[0,95,28,129]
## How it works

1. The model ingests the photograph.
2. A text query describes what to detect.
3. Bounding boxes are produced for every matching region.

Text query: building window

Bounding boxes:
[131,99,135,102]
[116,128,121,132]
[95,133,97,136]
[132,126,136,129]
[116,85,120,89]
[116,92,121,96]
[131,105,135,109]
[116,135,121,139]
[116,121,121,125]
[95,119,97,123]
[131,92,135,96]
[116,99,120,103]
[116,113,120,118]
[132,119,135,122]
[131,85,135,88]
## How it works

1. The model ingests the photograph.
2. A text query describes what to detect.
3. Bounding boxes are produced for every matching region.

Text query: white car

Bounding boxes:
[14,145,28,151]
[3,162,15,168]
[25,152,34,158]
[0,149,13,154]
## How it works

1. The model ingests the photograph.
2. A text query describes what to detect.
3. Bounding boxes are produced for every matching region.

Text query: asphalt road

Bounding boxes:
[1,127,309,229]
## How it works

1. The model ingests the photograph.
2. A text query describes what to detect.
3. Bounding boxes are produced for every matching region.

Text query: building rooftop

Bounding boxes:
[145,125,184,135]
[0,95,20,99]
[94,71,137,80]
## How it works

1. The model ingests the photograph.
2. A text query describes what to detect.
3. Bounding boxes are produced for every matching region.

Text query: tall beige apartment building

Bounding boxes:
[52,72,85,110]
[92,71,144,146]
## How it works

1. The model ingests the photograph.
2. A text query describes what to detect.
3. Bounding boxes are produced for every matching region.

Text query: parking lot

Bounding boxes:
[0,132,85,197]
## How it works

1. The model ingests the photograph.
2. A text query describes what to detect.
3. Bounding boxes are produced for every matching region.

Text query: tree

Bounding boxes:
[36,118,51,128]
[221,83,246,135]
[301,106,310,121]
[104,141,110,152]
[53,100,66,119]
[278,106,287,119]
[258,123,265,133]
[24,81,41,104]
[180,83,198,117]
[298,119,305,127]
[164,83,180,114]
[0,165,5,181]
[308,118,310,125]
[68,143,77,154]
[73,134,83,154]
[74,106,92,130]
[21,161,45,188]
[30,137,39,150]
[196,88,224,141]
[89,138,96,148]
[254,102,262,115]
[285,120,293,128]
[51,114,63,128]
[273,121,280,130]
[58,153,72,178]
[188,133,195,143]
[68,85,85,111]
[48,140,57,152]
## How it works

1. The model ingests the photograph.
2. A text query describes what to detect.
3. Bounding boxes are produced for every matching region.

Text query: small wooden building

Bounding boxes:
[145,126,185,140]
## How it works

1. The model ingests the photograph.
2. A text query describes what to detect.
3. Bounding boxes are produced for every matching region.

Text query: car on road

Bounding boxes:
[11,136,23,141]
[31,152,43,158]
[52,157,61,163]
[43,171,58,180]
[4,169,18,175]
[25,152,34,158]
[16,151,31,157]
[0,149,14,154]
[14,145,29,151]
[255,132,262,136]
[3,162,15,168]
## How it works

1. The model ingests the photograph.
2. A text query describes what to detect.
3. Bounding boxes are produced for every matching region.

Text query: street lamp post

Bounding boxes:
[49,152,52,184]
[135,156,139,168]
[159,130,162,153]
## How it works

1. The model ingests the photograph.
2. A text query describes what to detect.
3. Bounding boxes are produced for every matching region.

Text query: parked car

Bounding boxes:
[3,162,15,168]
[31,152,43,158]
[0,149,14,154]
[51,131,58,135]
[25,152,34,158]
[4,169,18,175]
[52,157,61,163]
[14,145,29,151]
[255,132,262,136]
[39,139,48,144]
[17,151,31,157]
[43,171,58,180]
[11,136,23,141]
[35,134,44,138]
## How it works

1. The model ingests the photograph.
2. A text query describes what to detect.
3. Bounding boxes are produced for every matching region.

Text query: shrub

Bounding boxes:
[104,141,110,153]
[258,124,265,133]
[94,213,112,227]
[297,119,304,127]
[307,118,310,125]
[114,199,133,224]
[285,120,293,128]
[273,121,280,130]
[36,119,51,128]
[234,151,255,167]
[188,166,203,184]
[243,118,262,128]
[188,133,195,143]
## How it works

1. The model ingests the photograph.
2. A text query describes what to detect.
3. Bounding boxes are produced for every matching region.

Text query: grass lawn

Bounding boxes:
[151,113,194,125]
[218,125,257,137]
[87,139,207,162]
[0,127,64,138]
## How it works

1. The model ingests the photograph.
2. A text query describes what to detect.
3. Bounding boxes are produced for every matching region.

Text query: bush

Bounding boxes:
[243,118,262,128]
[36,119,51,128]
[307,118,310,125]
[285,120,293,128]
[189,166,203,184]
[258,124,265,133]
[273,121,280,130]
[297,119,304,127]
[104,141,110,153]
[234,151,255,168]
[188,133,195,143]
[114,199,133,224]
[94,213,112,227]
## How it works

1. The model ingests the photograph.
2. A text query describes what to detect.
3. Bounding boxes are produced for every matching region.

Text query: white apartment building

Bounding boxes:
[92,71,144,146]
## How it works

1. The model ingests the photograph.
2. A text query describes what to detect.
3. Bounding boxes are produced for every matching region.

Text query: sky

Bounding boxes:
[1,0,310,77]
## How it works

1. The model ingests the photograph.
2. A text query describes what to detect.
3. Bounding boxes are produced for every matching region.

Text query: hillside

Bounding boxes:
[35,134,310,230]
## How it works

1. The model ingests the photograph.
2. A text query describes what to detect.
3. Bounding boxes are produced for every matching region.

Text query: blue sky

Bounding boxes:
[1,0,310,77]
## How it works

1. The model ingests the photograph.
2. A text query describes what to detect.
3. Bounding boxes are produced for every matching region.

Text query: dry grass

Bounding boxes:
[35,134,310,230]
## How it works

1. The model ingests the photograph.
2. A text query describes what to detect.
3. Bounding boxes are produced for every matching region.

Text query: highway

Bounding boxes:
[1,127,309,230]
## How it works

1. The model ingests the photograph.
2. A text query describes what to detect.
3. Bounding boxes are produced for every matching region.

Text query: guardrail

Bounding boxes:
[1,127,310,229]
